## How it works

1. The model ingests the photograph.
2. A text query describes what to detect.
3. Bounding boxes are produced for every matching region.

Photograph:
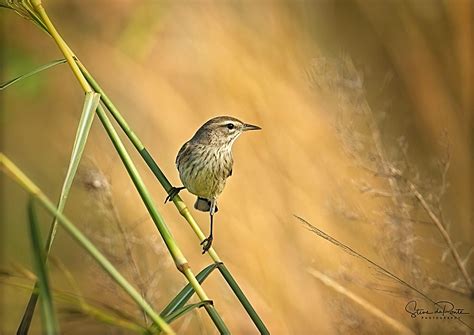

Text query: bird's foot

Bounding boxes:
[165,186,185,203]
[200,235,213,254]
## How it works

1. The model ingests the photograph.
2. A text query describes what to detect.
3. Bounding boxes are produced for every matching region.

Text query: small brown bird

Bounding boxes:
[166,116,261,253]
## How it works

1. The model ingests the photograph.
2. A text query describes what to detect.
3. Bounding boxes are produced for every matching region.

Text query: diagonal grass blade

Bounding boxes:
[1,154,175,334]
[160,263,218,318]
[163,301,212,324]
[17,91,100,334]
[45,91,100,252]
[27,198,60,334]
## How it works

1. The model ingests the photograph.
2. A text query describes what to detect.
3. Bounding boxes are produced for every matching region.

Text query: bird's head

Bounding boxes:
[193,116,261,147]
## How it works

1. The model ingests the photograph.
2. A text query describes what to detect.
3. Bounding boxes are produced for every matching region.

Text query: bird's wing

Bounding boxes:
[176,141,190,166]
[227,156,234,177]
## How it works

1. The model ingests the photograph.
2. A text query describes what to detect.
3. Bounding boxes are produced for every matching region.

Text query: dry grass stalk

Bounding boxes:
[308,269,416,335]
[410,183,473,294]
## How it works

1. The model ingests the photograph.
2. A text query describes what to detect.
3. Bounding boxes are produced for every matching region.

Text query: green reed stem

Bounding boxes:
[1,154,175,334]
[76,60,269,334]
[95,104,186,265]
[217,263,269,334]
[95,105,230,333]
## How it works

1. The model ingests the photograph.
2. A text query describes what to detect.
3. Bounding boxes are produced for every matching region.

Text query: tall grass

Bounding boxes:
[2,0,268,333]
[1,154,175,334]
[3,1,471,334]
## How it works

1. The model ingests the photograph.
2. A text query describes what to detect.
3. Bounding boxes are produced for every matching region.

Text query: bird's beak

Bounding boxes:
[243,123,262,131]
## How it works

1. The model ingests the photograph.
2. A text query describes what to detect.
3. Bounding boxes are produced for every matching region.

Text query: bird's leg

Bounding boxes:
[201,199,216,253]
[164,186,186,203]
[200,214,214,253]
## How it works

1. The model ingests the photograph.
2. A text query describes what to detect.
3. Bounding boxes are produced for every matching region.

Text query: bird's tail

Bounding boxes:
[194,197,218,213]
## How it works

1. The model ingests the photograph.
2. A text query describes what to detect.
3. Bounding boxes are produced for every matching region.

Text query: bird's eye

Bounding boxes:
[226,123,235,130]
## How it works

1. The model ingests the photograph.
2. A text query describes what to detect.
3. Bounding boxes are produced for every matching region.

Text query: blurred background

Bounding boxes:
[1,0,472,334]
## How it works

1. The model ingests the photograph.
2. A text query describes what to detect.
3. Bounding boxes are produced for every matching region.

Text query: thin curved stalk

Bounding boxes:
[0,58,66,90]
[410,184,474,293]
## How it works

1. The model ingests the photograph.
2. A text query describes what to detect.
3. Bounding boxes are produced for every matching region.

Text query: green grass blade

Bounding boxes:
[1,270,149,334]
[38,192,174,333]
[62,304,149,334]
[160,263,218,318]
[94,104,186,263]
[217,263,270,334]
[1,155,175,334]
[45,91,100,252]
[27,198,60,334]
[17,291,39,334]
[0,59,66,90]
[17,92,100,334]
[163,301,212,324]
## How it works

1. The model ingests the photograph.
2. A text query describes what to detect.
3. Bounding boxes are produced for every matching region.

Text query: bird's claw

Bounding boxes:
[165,186,185,203]
[200,236,213,254]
